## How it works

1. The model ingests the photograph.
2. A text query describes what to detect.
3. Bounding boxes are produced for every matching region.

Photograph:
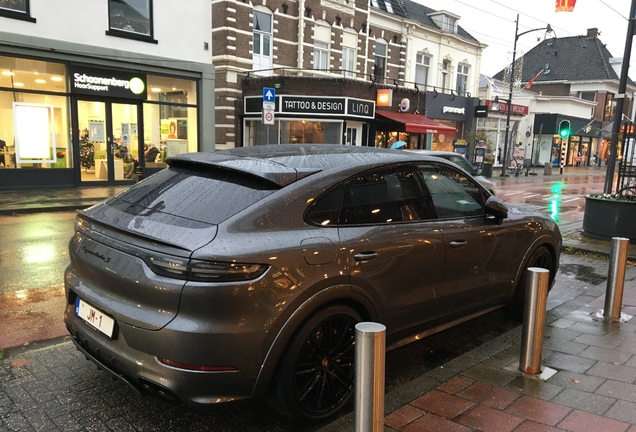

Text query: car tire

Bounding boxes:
[266,304,362,422]
[510,246,555,321]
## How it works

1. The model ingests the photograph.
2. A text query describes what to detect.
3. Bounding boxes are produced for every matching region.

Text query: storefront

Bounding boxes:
[0,55,207,190]
[423,91,480,152]
[534,114,602,167]
[242,95,375,146]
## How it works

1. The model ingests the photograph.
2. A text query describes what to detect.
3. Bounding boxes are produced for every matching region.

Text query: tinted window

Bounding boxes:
[114,166,279,224]
[307,184,343,226]
[341,167,429,225]
[418,165,484,219]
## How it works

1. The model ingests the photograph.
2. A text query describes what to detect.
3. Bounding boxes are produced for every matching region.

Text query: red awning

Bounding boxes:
[376,111,457,134]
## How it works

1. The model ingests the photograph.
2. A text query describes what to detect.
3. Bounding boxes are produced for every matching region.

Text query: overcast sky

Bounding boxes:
[417,0,633,77]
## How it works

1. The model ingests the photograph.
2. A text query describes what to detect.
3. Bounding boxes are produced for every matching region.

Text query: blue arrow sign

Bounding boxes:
[263,87,275,103]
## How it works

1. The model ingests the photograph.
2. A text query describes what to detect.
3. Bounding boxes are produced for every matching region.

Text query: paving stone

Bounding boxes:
[542,338,587,355]
[574,333,625,349]
[455,405,523,432]
[556,409,630,432]
[569,321,617,336]
[503,376,564,401]
[551,387,616,415]
[586,361,636,383]
[544,327,582,341]
[512,420,566,432]
[410,389,474,419]
[596,379,636,403]
[543,352,596,374]
[384,405,424,430]
[436,376,474,395]
[460,364,518,387]
[457,382,520,410]
[579,345,633,365]
[401,412,471,432]
[614,340,636,355]
[604,400,636,425]
[504,396,571,426]
[546,370,606,393]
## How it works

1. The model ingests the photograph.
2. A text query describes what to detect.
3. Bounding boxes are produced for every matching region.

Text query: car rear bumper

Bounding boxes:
[64,306,258,406]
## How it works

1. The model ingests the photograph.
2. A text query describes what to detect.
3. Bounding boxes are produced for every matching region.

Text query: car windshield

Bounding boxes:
[113,166,280,224]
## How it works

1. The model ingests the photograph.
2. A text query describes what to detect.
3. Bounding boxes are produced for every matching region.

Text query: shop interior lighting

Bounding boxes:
[34,79,46,84]
[13,82,24,87]
[51,76,63,82]
[2,71,14,76]
[151,87,162,92]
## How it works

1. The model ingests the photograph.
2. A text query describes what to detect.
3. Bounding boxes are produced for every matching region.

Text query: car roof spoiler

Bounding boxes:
[166,152,320,187]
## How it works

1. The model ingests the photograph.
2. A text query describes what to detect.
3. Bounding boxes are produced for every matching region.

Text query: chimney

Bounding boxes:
[587,28,599,38]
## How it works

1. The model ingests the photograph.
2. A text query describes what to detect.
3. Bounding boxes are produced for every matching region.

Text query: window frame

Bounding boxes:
[415,53,430,87]
[106,0,157,44]
[252,9,273,74]
[456,64,469,94]
[313,41,330,70]
[342,46,356,77]
[0,0,35,22]
[374,41,387,80]
[441,60,450,91]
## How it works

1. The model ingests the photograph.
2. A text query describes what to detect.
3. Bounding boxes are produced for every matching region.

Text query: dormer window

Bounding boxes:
[428,11,460,34]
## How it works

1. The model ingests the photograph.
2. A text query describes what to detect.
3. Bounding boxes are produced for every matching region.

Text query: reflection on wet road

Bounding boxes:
[492,172,607,223]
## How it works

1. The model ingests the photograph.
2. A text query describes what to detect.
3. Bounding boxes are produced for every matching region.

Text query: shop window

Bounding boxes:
[253,10,273,75]
[314,42,329,70]
[415,53,430,87]
[374,41,387,80]
[245,119,342,145]
[456,64,469,94]
[143,75,198,168]
[0,92,72,170]
[0,0,35,22]
[107,0,156,43]
[0,56,67,93]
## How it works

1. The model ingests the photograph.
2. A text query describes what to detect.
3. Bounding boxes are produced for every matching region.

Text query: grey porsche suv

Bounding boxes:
[64,144,561,422]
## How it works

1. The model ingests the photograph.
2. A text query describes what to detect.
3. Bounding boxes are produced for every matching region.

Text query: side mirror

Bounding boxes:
[485,195,508,223]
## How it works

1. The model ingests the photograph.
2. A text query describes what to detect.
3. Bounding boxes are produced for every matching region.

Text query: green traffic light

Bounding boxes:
[559,120,570,138]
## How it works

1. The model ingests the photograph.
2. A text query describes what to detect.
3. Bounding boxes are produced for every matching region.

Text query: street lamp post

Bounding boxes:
[501,14,554,177]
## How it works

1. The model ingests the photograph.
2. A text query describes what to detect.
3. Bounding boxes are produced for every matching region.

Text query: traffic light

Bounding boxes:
[558,120,571,138]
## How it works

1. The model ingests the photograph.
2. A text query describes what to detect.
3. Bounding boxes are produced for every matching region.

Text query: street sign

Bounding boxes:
[263,109,275,125]
[263,102,275,111]
[263,87,275,103]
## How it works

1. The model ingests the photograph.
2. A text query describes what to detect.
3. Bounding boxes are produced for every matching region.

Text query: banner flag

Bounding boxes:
[556,0,576,12]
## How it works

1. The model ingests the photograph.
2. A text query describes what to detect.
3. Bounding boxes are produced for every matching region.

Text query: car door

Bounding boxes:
[417,163,515,319]
[337,165,446,336]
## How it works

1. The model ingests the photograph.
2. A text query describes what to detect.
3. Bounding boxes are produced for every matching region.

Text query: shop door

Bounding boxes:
[345,122,362,146]
[77,100,140,184]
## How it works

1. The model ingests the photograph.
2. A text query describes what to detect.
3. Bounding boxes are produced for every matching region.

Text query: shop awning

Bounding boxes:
[376,111,457,134]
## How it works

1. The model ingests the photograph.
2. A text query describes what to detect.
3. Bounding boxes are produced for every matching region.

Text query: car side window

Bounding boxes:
[418,165,485,219]
[306,184,343,226]
[341,166,431,225]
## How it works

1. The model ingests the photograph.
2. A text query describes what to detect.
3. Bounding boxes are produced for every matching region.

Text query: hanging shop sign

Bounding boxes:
[244,96,375,119]
[69,65,147,99]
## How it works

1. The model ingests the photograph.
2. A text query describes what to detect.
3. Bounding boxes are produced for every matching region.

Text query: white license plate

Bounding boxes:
[75,297,115,338]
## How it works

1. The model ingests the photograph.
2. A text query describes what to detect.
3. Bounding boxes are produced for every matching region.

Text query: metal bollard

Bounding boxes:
[604,237,630,321]
[519,267,550,375]
[354,322,386,432]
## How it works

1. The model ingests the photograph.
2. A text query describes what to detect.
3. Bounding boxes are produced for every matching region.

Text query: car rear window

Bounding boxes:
[113,166,280,224]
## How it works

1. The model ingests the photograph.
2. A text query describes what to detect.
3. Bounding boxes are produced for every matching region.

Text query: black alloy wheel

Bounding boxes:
[268,305,361,422]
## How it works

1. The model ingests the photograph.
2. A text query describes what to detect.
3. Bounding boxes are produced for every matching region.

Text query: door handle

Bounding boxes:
[353,252,378,263]
[449,240,468,248]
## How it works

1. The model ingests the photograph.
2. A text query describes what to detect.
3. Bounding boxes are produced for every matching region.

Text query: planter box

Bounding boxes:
[583,196,636,241]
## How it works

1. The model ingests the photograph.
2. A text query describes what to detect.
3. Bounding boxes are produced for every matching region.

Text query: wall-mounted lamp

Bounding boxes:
[450,90,456,100]
[281,2,288,14]
[433,87,438,98]
[304,6,311,17]
[392,35,398,43]
[335,15,341,25]
[361,22,367,33]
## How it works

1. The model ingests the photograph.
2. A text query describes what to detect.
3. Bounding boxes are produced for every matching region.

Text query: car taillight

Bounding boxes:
[146,255,267,282]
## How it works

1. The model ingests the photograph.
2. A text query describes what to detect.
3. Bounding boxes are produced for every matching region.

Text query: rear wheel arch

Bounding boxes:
[510,243,558,320]
[251,285,378,399]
